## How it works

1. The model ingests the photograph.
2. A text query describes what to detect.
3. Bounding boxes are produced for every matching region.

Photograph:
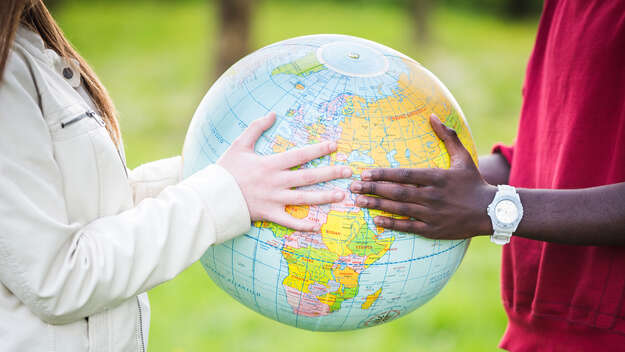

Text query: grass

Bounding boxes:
[56,1,538,351]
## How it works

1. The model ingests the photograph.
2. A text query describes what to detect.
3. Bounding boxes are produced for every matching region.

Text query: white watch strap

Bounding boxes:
[488,185,523,245]
[491,231,511,245]
[497,184,516,196]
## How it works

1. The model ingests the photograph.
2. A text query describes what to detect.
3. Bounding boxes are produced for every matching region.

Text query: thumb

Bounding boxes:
[429,114,472,167]
[233,112,276,150]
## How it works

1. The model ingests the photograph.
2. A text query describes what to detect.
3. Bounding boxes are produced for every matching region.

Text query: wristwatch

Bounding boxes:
[487,185,523,245]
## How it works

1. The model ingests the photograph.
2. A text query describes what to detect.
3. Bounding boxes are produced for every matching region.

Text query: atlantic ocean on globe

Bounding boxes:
[182,34,478,331]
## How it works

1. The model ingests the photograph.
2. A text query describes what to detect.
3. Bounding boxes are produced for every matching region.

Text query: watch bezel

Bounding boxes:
[487,194,523,232]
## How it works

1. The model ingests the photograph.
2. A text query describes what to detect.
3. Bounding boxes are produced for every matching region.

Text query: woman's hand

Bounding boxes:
[350,114,496,239]
[218,112,352,232]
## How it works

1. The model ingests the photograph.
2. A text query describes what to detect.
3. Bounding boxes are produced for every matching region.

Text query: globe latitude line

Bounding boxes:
[241,234,467,267]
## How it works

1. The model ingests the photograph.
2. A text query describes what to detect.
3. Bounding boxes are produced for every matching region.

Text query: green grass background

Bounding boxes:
[56,1,538,351]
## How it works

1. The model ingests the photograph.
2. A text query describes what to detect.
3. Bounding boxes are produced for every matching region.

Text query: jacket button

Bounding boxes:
[63,67,74,79]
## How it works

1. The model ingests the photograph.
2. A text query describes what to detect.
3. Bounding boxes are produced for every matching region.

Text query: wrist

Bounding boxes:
[486,184,524,245]
[476,184,497,235]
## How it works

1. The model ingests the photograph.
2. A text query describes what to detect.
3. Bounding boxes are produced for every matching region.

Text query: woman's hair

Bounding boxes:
[0,0,120,144]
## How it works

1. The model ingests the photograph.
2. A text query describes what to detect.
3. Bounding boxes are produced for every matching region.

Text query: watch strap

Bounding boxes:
[488,185,523,245]
[490,231,511,245]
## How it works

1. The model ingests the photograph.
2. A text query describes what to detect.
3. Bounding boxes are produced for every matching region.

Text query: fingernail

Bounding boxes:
[342,167,352,178]
[351,181,362,192]
[361,170,371,180]
[334,191,344,201]
[329,142,337,152]
[374,217,383,225]
[313,224,321,232]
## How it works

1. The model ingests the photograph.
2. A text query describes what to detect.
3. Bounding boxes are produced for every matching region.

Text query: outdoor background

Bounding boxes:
[51,0,540,350]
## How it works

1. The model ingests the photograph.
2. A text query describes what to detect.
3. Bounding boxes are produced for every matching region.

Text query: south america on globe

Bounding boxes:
[182,34,478,331]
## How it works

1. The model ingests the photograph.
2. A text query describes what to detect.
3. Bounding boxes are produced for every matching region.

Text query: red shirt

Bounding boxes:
[493,1,625,350]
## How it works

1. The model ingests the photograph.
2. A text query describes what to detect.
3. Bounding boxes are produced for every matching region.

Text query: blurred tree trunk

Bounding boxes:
[44,0,62,11]
[411,0,430,45]
[215,0,254,78]
[505,0,532,18]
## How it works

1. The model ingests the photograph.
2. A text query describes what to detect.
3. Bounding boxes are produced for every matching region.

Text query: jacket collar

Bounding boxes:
[15,25,82,88]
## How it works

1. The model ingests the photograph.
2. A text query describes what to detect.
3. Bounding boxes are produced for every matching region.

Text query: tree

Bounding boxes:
[505,0,533,18]
[44,0,62,11]
[411,0,430,45]
[215,0,254,78]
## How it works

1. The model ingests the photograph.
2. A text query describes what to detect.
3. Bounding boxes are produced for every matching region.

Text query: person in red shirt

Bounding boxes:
[350,1,625,350]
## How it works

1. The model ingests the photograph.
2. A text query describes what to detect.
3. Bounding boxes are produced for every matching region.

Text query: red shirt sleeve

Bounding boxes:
[492,143,514,165]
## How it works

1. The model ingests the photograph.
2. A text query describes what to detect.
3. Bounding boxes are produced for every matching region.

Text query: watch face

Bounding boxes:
[495,199,518,224]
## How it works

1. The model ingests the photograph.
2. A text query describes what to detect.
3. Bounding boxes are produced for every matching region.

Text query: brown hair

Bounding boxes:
[0,0,120,144]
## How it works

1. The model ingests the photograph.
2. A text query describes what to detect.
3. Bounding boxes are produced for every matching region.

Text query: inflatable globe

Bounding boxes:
[182,34,477,331]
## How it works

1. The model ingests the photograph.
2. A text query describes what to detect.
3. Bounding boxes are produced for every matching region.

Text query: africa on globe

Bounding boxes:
[182,34,477,331]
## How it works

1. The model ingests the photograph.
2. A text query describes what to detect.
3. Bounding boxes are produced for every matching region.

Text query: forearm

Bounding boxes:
[129,156,182,204]
[512,182,625,245]
[478,153,510,185]
[351,118,625,247]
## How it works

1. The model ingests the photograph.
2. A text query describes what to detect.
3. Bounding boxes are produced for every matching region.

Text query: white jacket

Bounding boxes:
[0,26,251,351]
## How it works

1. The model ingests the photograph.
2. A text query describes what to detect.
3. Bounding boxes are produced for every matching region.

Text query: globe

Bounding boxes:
[182,34,477,331]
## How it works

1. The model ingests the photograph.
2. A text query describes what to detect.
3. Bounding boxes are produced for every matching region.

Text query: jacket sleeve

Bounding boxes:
[492,143,514,165]
[129,156,183,204]
[0,51,251,325]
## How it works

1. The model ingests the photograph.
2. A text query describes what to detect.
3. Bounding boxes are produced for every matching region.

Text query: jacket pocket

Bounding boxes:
[49,106,101,141]
[88,116,133,216]
[48,106,133,223]
[49,108,103,224]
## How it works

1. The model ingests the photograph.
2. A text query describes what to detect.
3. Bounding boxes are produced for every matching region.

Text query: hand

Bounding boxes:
[350,114,496,239]
[218,112,352,232]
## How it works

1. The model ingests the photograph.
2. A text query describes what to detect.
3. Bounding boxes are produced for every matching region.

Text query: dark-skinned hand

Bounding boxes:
[350,114,496,239]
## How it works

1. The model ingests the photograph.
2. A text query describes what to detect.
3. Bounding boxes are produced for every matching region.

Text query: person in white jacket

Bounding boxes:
[0,1,353,351]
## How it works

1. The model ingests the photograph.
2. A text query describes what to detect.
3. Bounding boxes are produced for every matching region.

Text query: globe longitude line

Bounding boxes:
[253,59,330,326]
[382,70,440,166]
[387,68,428,303]
[360,75,399,316]
[229,238,243,302]
[274,63,336,161]
[308,196,329,330]
[267,71,308,105]
[273,241,285,324]
[249,224,263,316]
[278,67,341,328]
[209,244,229,299]
[382,68,463,127]
[196,92,241,299]
[188,111,214,176]
[317,71,358,326]
[337,74,401,329]
[350,226,395,329]
[327,73,361,329]
[279,65,386,326]
[385,65,469,304]
[197,83,240,166]
[233,74,276,118]
[338,74,383,328]
[287,85,344,327]
[333,209,362,329]
[439,239,459,296]
[193,88,238,295]
[419,239,439,301]
[220,52,323,324]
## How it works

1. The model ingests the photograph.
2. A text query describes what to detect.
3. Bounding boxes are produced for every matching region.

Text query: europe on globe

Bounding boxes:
[182,34,478,331]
